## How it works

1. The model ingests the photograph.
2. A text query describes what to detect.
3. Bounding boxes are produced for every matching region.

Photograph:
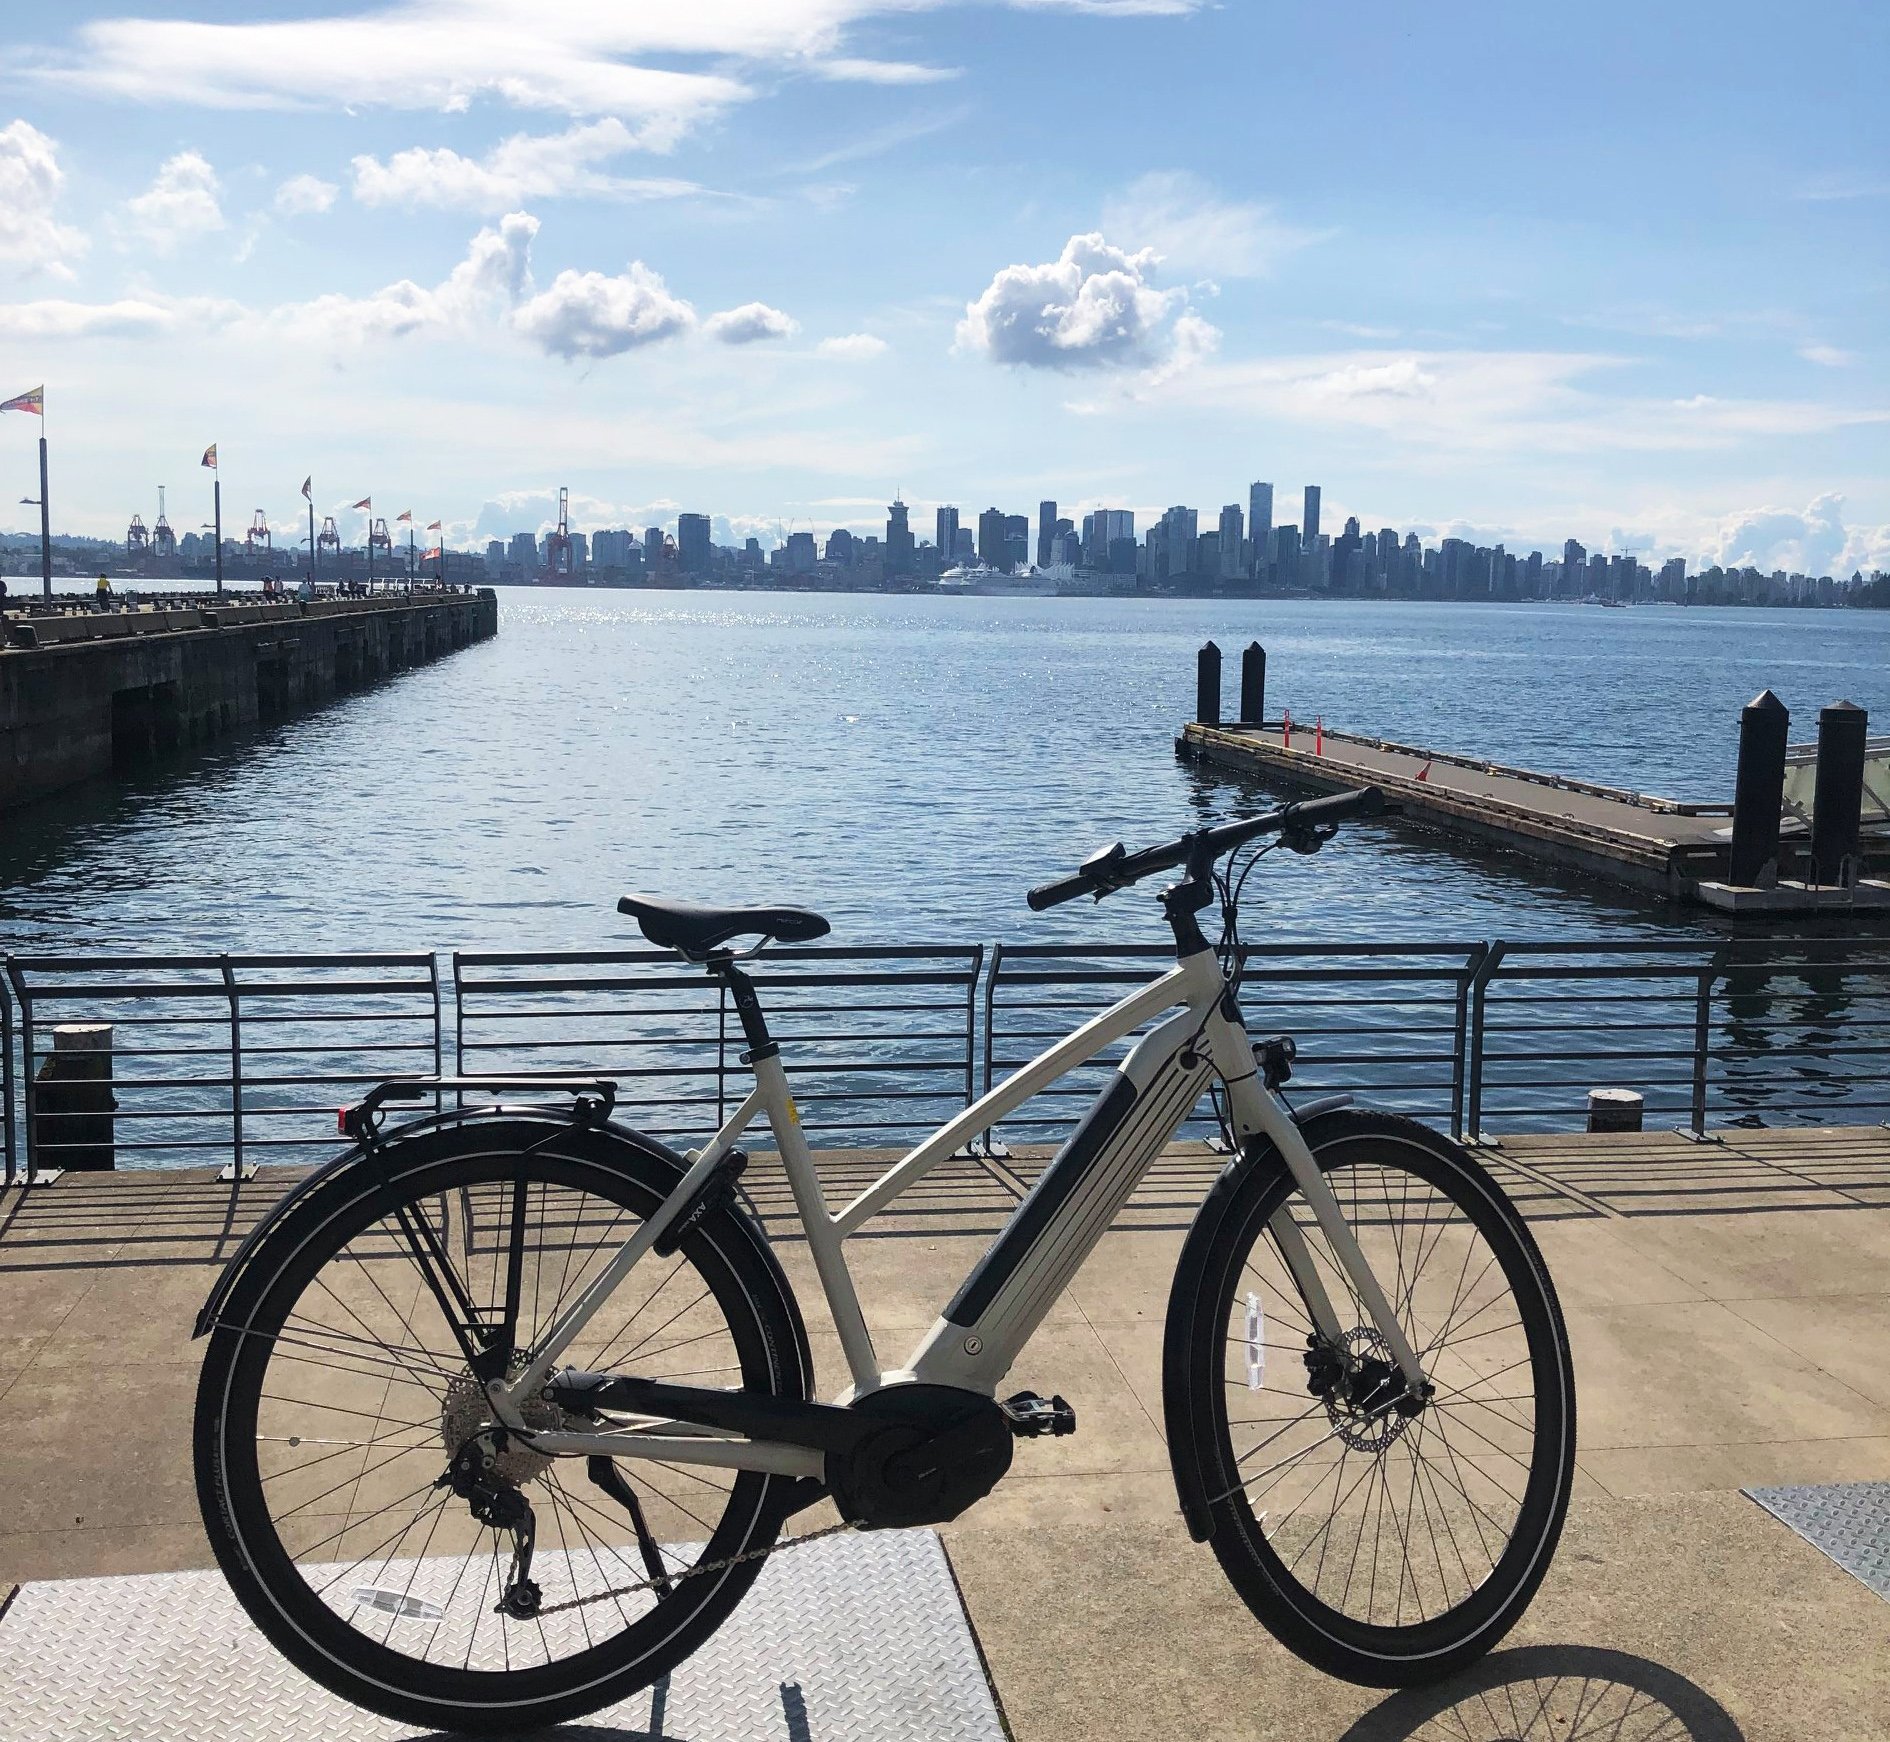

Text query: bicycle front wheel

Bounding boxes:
[1165,1108,1575,1686]
[194,1119,811,1734]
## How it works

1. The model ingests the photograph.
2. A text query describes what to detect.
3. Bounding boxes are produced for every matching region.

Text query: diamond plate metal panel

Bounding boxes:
[0,1529,1005,1741]
[1744,1480,1890,1600]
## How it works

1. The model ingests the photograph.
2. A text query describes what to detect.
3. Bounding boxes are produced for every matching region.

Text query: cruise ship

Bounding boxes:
[936,563,1060,598]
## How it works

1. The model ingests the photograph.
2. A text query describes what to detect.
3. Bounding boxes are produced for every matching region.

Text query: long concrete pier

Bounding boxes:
[1178,719,1890,911]
[0,588,497,811]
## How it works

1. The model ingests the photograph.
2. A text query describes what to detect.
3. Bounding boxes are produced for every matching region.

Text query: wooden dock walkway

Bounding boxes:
[1178,720,1890,911]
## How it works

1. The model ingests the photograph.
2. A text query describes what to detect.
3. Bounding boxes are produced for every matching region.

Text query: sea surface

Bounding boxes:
[4,591,1888,956]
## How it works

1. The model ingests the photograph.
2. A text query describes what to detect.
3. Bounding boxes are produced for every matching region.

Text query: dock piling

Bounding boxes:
[1240,642,1266,725]
[1729,689,1789,888]
[1196,641,1222,727]
[1811,701,1869,888]
[35,1024,116,1171]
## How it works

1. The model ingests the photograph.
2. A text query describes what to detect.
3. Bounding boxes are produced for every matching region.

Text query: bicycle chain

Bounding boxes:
[530,1515,864,1617]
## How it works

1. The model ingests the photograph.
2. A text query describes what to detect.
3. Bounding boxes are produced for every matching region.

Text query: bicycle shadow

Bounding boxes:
[1336,1644,1744,1741]
[402,1673,813,1740]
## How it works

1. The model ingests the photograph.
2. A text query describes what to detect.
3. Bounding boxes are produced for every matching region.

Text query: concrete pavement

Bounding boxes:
[0,1124,1885,1740]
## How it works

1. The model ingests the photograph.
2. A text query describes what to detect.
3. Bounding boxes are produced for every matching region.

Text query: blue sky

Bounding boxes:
[0,0,1885,573]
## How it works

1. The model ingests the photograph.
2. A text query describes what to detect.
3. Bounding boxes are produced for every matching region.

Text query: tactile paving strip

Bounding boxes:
[0,1528,1005,1741]
[1744,1481,1890,1600]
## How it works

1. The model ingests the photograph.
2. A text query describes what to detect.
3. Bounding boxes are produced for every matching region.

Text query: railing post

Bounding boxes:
[221,958,256,1182]
[1464,941,1506,1146]
[429,953,445,1118]
[1683,945,1731,1142]
[716,979,728,1131]
[981,943,1009,1158]
[1450,944,1486,1142]
[1,967,14,1189]
[9,961,58,1186]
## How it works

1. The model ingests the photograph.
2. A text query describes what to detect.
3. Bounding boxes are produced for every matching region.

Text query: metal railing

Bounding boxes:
[4,954,440,1182]
[454,945,983,1147]
[2,935,1886,1184]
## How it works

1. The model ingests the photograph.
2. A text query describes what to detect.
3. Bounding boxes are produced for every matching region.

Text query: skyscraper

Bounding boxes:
[886,498,914,574]
[1302,485,1321,547]
[677,513,711,575]
[1248,483,1273,579]
[1036,499,1057,569]
[936,506,959,565]
[1218,504,1245,579]
[977,508,1007,566]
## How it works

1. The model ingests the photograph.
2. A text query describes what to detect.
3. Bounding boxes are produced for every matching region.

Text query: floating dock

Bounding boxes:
[0,588,498,811]
[1177,719,1890,912]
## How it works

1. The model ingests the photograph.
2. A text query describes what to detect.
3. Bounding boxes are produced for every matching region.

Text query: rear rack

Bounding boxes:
[340,1076,619,1141]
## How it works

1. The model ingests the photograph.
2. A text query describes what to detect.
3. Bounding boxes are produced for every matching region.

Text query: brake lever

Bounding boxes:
[1281,822,1336,856]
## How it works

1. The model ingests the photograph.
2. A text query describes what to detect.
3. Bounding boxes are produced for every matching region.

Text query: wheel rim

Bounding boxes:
[1213,1136,1561,1637]
[216,1151,782,1690]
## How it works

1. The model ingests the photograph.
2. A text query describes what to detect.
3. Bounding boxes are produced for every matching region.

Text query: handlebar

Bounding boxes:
[1026,785,1387,911]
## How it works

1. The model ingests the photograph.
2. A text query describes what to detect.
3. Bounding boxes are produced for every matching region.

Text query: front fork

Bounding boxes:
[1203,1005,1431,1397]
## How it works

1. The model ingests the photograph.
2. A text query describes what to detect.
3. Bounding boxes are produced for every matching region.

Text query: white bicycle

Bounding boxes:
[193,786,1576,1733]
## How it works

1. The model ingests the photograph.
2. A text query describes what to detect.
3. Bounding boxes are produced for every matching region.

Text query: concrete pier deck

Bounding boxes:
[1179,719,1890,911]
[1,1123,1886,1739]
[0,587,498,811]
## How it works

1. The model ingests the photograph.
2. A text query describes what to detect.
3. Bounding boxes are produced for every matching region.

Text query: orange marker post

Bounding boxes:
[1315,716,1323,755]
[1283,709,1292,750]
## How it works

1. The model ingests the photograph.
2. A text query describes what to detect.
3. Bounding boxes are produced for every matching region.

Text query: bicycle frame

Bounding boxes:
[496,944,1428,1478]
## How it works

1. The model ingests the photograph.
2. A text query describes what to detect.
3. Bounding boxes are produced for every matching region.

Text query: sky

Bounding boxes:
[0,0,1885,574]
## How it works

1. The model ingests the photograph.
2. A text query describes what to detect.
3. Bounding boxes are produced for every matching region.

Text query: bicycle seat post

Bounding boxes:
[707,953,779,1064]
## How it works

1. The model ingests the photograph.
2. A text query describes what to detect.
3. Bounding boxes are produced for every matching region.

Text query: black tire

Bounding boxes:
[1164,1108,1575,1687]
[195,1118,811,1734]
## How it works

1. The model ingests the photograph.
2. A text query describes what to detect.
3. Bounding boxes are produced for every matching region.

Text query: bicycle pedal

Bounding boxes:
[1000,1391,1076,1438]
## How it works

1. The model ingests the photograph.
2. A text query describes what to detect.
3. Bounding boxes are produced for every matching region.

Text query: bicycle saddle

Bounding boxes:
[617,894,831,955]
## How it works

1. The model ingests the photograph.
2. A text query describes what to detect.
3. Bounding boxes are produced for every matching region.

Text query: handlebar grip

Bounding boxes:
[1027,873,1097,911]
[1285,785,1386,826]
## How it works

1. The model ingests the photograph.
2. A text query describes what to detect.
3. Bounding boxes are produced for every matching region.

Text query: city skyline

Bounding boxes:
[0,2,1884,578]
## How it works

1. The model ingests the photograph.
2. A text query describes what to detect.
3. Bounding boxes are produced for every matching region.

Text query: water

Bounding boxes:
[4,592,1888,956]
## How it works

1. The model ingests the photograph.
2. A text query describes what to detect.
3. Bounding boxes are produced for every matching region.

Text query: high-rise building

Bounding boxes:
[507,531,537,570]
[1036,500,1057,569]
[952,527,975,560]
[485,539,505,566]
[1247,483,1273,576]
[677,513,712,575]
[936,506,959,564]
[592,529,632,567]
[886,498,914,574]
[1004,514,1030,569]
[784,531,817,574]
[644,527,667,567]
[1218,504,1245,579]
[826,527,856,565]
[1302,485,1321,547]
[977,508,1007,567]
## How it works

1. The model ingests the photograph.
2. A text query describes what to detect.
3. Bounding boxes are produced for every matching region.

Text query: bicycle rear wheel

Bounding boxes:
[1165,1108,1575,1686]
[195,1119,810,1734]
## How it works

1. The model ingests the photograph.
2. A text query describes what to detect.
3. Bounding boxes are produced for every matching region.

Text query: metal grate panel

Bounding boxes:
[1744,1480,1890,1600]
[0,1529,1004,1741]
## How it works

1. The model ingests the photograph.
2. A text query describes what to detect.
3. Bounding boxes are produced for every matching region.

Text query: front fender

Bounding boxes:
[192,1105,691,1339]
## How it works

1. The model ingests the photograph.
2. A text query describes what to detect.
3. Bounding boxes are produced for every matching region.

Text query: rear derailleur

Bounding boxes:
[437,1431,541,1618]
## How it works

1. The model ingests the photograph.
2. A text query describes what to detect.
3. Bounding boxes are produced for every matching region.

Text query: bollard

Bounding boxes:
[1283,708,1292,750]
[1587,1088,1643,1133]
[35,1024,117,1170]
[1810,700,1868,888]
[1195,641,1222,727]
[1728,689,1789,888]
[1240,642,1266,725]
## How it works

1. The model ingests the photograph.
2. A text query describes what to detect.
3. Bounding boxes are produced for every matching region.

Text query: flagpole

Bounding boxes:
[38,433,51,600]
[365,503,373,594]
[307,483,315,589]
[213,472,223,596]
[407,520,414,594]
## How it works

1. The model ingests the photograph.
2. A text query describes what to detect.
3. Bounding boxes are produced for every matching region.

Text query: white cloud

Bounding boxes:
[1799,344,1855,368]
[818,332,889,359]
[957,232,1214,371]
[0,119,87,277]
[274,173,338,215]
[703,301,797,344]
[1709,493,1890,576]
[512,261,694,359]
[272,211,539,344]
[1101,172,1322,278]
[351,119,708,212]
[122,150,224,252]
[806,57,960,83]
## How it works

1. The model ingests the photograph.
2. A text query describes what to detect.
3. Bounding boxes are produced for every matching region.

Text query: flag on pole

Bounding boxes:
[426,521,441,531]
[201,444,218,468]
[396,510,412,523]
[0,386,44,416]
[301,476,312,500]
[351,497,372,511]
